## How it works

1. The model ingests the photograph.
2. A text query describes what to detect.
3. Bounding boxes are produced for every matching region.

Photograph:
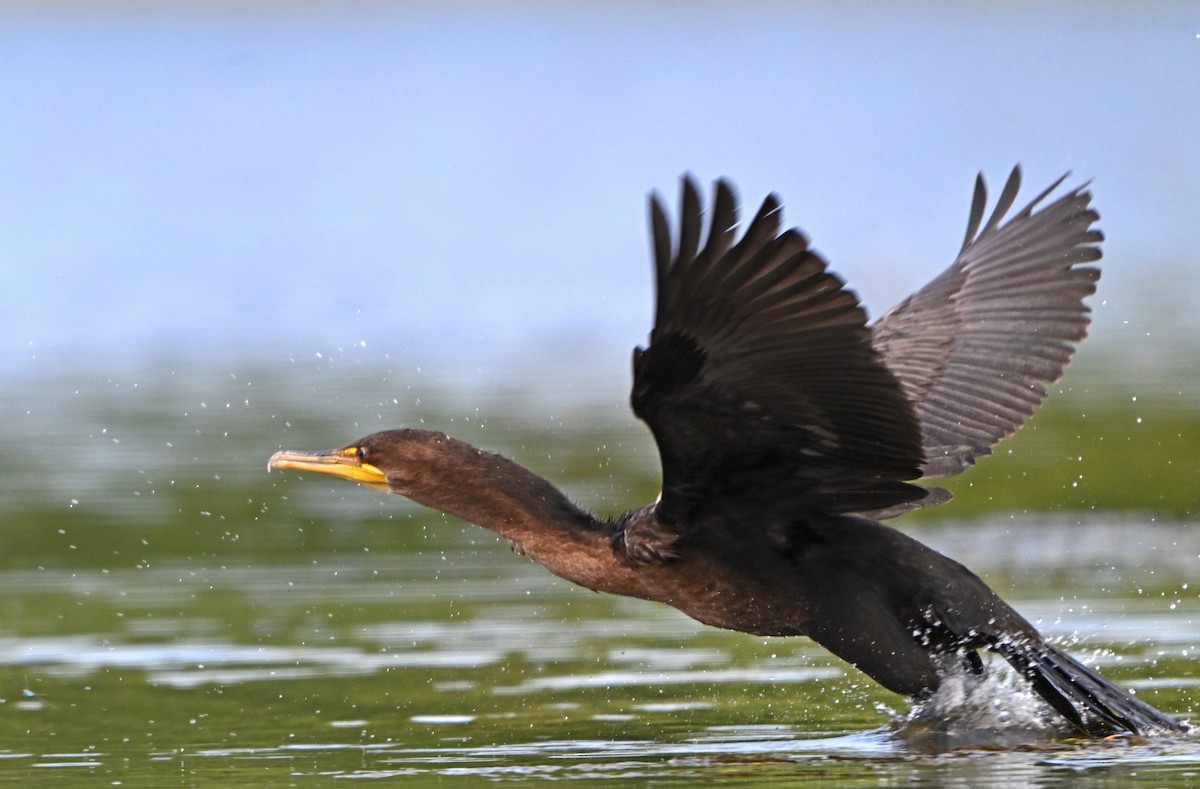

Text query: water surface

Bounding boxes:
[0,362,1196,785]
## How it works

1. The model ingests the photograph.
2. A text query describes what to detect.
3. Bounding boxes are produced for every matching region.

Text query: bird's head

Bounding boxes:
[268,428,451,495]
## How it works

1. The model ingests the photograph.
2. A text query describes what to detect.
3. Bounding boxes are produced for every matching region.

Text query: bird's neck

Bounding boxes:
[398,437,638,594]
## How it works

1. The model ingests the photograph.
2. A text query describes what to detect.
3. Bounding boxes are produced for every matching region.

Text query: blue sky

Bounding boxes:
[2,3,1198,383]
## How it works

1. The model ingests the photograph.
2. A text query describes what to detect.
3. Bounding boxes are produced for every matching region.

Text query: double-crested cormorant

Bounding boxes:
[269,168,1185,736]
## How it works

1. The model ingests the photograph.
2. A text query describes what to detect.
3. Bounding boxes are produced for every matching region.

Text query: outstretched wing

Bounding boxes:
[631,176,926,535]
[871,166,1101,478]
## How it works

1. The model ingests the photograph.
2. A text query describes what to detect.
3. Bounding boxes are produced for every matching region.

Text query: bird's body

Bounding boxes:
[270,168,1186,736]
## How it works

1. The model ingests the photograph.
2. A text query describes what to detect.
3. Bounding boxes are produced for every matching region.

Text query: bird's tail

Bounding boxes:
[996,639,1187,736]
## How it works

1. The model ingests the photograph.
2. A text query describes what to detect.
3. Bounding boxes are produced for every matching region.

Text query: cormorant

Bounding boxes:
[269,168,1185,736]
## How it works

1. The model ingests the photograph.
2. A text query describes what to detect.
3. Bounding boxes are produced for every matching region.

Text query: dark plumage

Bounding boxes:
[269,168,1185,736]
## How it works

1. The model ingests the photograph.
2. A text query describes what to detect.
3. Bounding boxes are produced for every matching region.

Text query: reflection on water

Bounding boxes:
[0,362,1197,784]
[0,540,1197,784]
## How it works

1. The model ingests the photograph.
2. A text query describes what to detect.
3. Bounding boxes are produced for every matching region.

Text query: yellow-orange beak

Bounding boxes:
[267,446,389,491]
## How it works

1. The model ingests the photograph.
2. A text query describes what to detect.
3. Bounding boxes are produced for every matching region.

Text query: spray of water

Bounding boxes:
[893,652,1072,750]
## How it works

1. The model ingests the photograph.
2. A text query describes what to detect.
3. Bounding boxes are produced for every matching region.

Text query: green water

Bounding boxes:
[0,359,1197,785]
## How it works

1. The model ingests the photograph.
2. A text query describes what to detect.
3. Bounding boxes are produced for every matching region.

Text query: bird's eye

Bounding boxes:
[356,447,367,461]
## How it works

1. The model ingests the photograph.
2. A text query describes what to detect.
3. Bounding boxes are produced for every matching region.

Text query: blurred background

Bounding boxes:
[2,1,1196,523]
[4,3,1200,373]
[0,3,1197,781]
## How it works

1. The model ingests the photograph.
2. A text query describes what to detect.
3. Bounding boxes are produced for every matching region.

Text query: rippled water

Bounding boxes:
[1,541,1198,785]
[0,362,1197,785]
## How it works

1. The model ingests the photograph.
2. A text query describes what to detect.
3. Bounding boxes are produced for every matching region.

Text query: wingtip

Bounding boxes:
[962,172,990,252]
[647,186,666,214]
[680,172,703,202]
[648,187,674,294]
[711,176,738,207]
[751,190,784,226]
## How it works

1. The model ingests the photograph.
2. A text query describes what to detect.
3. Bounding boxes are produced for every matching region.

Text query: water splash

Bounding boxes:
[895,657,1066,750]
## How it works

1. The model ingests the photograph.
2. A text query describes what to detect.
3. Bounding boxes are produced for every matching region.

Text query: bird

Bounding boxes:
[268,167,1186,737]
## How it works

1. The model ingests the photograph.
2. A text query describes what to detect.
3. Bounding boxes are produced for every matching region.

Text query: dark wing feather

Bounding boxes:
[871,166,1101,479]
[632,176,926,535]
[995,640,1187,735]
